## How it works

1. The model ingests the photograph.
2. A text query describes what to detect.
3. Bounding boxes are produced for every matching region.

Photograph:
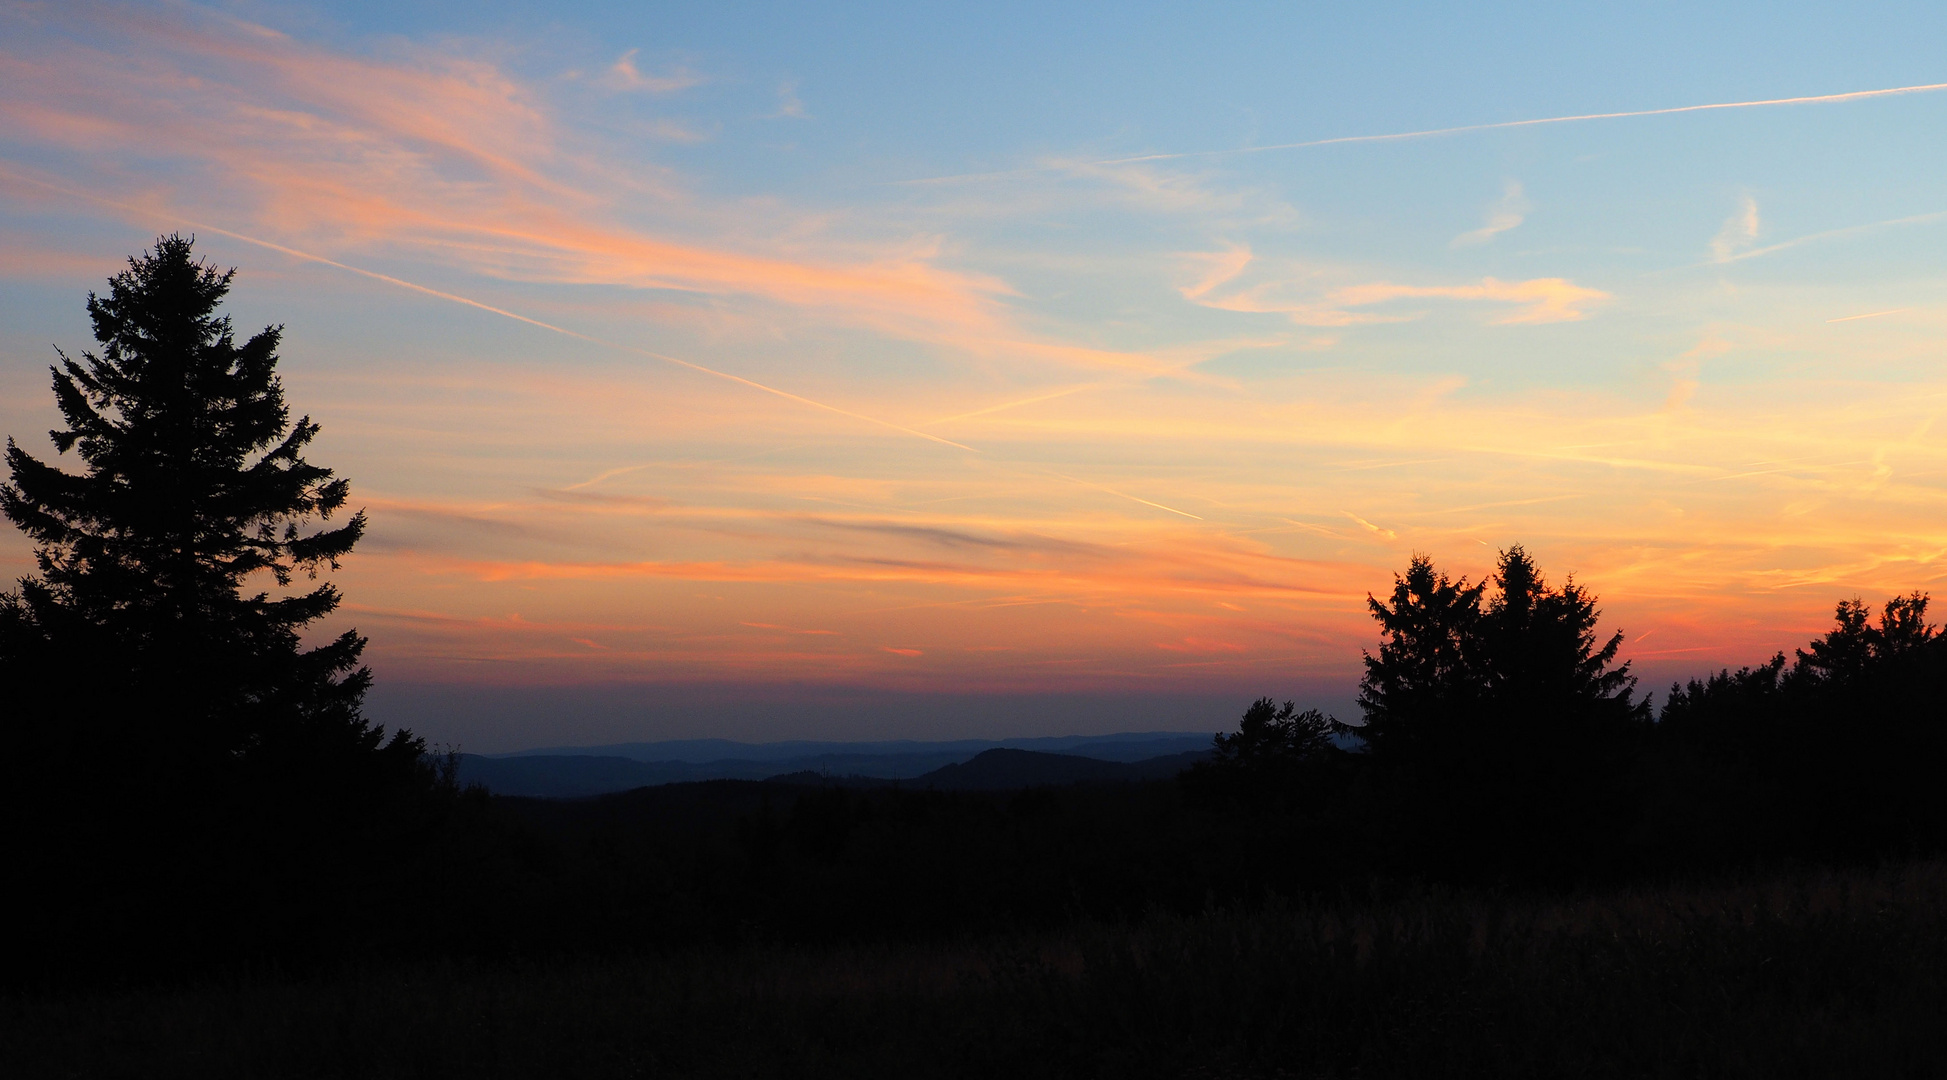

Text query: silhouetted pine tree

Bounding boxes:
[1342,547,1647,878]
[1481,545,1648,730]
[0,235,431,973]
[1348,554,1487,755]
[1348,547,1645,755]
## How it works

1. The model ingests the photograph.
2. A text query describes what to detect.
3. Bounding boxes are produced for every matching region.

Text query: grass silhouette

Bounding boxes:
[10,861,1947,1079]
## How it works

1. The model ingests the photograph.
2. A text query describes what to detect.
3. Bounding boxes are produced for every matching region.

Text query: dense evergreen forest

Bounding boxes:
[6,238,1947,1076]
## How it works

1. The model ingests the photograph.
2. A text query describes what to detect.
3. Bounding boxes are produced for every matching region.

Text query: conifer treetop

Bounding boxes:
[2,233,364,639]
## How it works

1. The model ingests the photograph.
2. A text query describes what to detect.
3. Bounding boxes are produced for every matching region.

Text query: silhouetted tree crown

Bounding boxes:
[1791,593,1938,691]
[1665,593,1943,736]
[0,234,411,772]
[1481,546,1641,723]
[1352,555,1486,754]
[1212,698,1336,766]
[1350,546,1645,755]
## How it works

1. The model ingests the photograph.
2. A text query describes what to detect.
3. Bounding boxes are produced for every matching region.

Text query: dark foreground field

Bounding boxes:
[9,862,1947,1080]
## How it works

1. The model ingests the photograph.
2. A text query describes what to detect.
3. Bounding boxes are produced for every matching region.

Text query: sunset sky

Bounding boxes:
[4,1,1946,750]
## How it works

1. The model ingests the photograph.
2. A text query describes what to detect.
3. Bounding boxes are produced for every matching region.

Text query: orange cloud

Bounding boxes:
[1177,245,1604,326]
[0,5,1014,342]
[1155,637,1248,654]
[1329,277,1608,324]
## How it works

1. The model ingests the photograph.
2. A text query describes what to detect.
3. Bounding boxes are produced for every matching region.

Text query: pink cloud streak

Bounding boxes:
[0,4,1015,341]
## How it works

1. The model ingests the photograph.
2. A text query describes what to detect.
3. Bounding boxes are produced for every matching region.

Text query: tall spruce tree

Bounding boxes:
[1350,554,1488,755]
[2,236,435,971]
[1,233,417,769]
[1480,545,1646,729]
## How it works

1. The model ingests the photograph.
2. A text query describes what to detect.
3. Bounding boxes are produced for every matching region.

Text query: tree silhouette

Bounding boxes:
[1349,547,1644,757]
[1187,697,1343,811]
[1,234,415,770]
[1337,547,1648,876]
[1,235,429,972]
[1789,593,1938,693]
[1214,698,1336,765]
[1480,545,1647,730]
[1653,593,1947,862]
[1350,554,1487,755]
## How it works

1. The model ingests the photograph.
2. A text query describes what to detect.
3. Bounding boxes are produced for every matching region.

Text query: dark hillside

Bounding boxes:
[456,755,706,797]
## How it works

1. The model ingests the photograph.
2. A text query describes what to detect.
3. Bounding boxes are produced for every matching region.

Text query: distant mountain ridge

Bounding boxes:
[488,732,1217,763]
[906,748,1210,790]
[455,732,1218,798]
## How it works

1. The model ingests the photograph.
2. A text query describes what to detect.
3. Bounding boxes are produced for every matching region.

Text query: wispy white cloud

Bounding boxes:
[1711,194,1761,261]
[1660,334,1734,412]
[1342,512,1398,541]
[773,79,808,118]
[1042,159,1299,223]
[639,118,708,142]
[1331,277,1607,325]
[1178,247,1607,326]
[1178,243,1255,300]
[1452,179,1529,248]
[605,48,702,94]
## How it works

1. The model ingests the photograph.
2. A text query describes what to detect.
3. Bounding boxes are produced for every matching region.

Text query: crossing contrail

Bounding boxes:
[0,170,1260,524]
[903,79,1947,183]
[0,168,977,454]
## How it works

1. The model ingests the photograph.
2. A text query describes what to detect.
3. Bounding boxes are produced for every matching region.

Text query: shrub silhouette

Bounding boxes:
[1184,698,1341,813]
[1214,698,1337,766]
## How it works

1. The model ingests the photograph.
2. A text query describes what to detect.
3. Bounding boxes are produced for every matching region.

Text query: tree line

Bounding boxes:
[4,237,1945,980]
[1192,546,1947,883]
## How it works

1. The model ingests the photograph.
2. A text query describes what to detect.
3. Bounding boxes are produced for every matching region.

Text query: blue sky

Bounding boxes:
[3,1,1945,748]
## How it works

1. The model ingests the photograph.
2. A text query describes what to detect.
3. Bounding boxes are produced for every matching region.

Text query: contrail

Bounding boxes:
[1099,80,1947,166]
[4,168,1226,525]
[1827,308,1908,323]
[1717,210,1947,265]
[0,168,977,454]
[903,79,1947,182]
[1048,471,1203,520]
[927,382,1105,425]
[1650,209,1947,273]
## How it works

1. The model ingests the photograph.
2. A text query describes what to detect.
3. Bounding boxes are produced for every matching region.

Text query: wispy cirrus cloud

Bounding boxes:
[772,79,808,118]
[1711,194,1761,261]
[0,5,1022,345]
[1452,180,1529,247]
[1331,277,1607,325]
[603,48,703,94]
[1179,245,1605,325]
